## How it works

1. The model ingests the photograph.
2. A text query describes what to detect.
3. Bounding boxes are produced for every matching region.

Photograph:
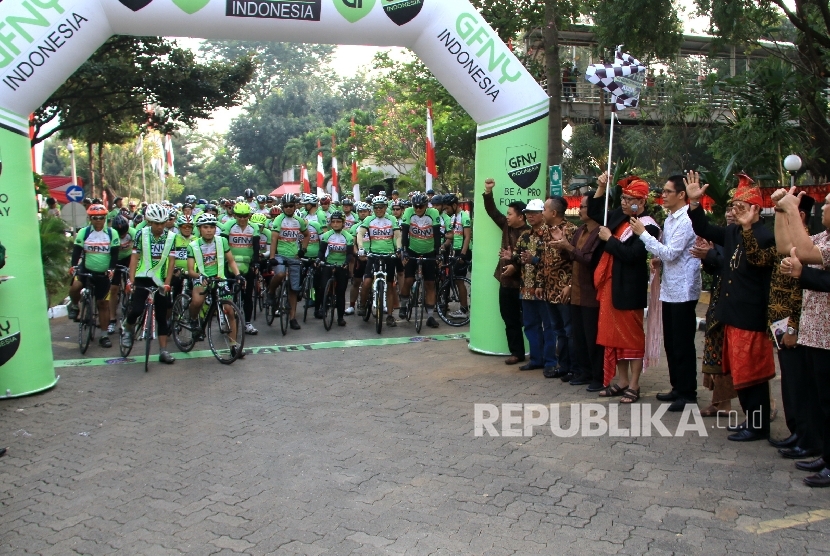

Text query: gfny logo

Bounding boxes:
[506,145,541,189]
[118,0,210,14]
[334,0,375,23]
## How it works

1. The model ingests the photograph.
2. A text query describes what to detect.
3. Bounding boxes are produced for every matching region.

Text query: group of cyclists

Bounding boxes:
[65,187,473,364]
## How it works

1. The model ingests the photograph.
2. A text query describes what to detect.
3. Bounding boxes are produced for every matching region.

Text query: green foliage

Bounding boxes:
[33,37,255,146]
[592,0,683,61]
[40,217,72,307]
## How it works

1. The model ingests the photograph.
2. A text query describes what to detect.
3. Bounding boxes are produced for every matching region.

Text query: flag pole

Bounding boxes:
[603,111,616,226]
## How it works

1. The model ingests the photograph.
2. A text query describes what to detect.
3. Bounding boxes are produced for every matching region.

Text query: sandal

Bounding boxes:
[620,388,640,404]
[699,405,729,418]
[598,384,626,398]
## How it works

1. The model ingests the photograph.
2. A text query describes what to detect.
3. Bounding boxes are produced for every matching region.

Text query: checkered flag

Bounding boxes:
[585,46,647,111]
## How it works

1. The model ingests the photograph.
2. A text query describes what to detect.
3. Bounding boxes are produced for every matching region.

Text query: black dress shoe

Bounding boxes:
[728,429,768,442]
[656,391,679,402]
[560,372,574,383]
[796,457,825,472]
[667,398,696,412]
[570,376,591,386]
[803,468,830,488]
[586,383,604,392]
[519,363,543,371]
[768,433,798,449]
[542,366,558,378]
[551,368,569,379]
[780,446,820,460]
[726,420,747,432]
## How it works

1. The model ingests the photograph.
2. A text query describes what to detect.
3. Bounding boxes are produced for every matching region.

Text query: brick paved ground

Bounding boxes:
[1,311,829,554]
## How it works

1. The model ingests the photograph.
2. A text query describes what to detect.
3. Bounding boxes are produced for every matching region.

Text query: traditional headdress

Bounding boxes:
[617,175,650,198]
[733,173,762,206]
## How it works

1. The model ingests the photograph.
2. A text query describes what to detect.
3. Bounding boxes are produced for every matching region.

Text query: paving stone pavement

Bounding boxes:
[1,313,829,555]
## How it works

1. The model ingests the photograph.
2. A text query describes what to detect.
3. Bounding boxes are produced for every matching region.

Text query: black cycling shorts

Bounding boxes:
[363,257,397,284]
[404,256,437,280]
[453,250,470,278]
[81,271,112,301]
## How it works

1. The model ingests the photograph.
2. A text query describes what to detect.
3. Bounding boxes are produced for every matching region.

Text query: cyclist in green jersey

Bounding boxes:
[345,202,372,315]
[107,215,136,334]
[319,211,354,326]
[187,213,244,353]
[301,194,328,232]
[220,202,261,335]
[442,194,472,318]
[171,213,196,305]
[107,197,124,225]
[400,193,443,328]
[356,196,402,327]
[268,193,310,330]
[68,204,120,348]
[123,204,178,364]
[341,198,357,228]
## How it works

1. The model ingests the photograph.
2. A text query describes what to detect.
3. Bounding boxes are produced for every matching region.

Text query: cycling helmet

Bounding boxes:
[133,213,144,225]
[177,214,195,226]
[194,198,205,206]
[113,196,123,204]
[82,197,92,205]
[270,206,281,217]
[233,202,252,216]
[304,194,318,204]
[329,211,345,221]
[321,194,332,203]
[209,199,218,206]
[431,194,443,205]
[185,195,197,204]
[250,213,267,225]
[266,195,276,203]
[412,193,428,206]
[195,213,217,227]
[182,202,193,209]
[372,196,388,207]
[87,204,107,216]
[443,193,459,205]
[391,200,402,208]
[256,194,267,203]
[391,190,399,196]
[282,193,299,205]
[119,207,132,216]
[235,196,245,203]
[401,200,411,208]
[243,188,255,198]
[112,215,130,234]
[144,203,169,223]
[161,199,171,206]
[221,198,232,207]
[203,204,218,214]
[92,197,102,204]
[356,202,371,211]
[378,190,386,197]
[175,203,183,209]
[167,209,179,220]
[342,197,354,206]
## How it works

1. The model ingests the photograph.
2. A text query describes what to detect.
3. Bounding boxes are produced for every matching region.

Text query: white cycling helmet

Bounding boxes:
[196,213,217,226]
[144,203,170,223]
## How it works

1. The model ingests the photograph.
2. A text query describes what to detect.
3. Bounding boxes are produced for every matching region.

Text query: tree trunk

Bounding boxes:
[544,0,563,170]
[97,143,105,203]
[87,142,95,198]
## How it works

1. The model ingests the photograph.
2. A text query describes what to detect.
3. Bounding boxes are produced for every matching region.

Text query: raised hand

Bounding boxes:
[683,170,709,202]
[778,189,805,212]
[735,204,759,230]
[484,178,495,194]
[780,246,803,278]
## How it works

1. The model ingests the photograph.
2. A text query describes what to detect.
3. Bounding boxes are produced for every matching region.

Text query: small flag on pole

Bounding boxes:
[301,164,311,194]
[351,117,358,184]
[165,134,175,176]
[331,135,339,202]
[316,140,325,198]
[425,100,438,190]
[584,46,646,112]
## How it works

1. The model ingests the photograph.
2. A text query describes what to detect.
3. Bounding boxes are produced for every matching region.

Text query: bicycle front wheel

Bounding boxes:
[437,277,471,327]
[413,280,424,333]
[144,304,154,372]
[279,284,290,336]
[208,299,245,364]
[78,294,93,354]
[171,294,195,352]
[303,271,314,323]
[322,278,335,331]
[375,280,384,334]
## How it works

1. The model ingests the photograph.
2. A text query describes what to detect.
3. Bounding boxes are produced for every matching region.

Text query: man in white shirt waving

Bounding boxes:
[630,175,702,411]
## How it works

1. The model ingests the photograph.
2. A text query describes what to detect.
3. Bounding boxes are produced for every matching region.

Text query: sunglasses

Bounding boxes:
[393,207,402,210]
[90,216,105,221]
[414,204,426,209]
[283,204,295,209]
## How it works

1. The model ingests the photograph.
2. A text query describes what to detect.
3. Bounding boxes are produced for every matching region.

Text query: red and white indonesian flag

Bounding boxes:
[426,100,438,190]
[301,164,311,194]
[352,183,361,201]
[331,153,339,202]
[164,134,175,176]
[316,149,325,197]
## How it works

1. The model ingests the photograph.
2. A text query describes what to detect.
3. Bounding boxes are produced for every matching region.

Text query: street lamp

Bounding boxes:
[66,139,77,188]
[784,154,802,188]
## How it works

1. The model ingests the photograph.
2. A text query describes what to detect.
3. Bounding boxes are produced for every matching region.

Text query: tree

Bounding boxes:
[202,41,335,106]
[33,37,254,146]
[696,0,830,180]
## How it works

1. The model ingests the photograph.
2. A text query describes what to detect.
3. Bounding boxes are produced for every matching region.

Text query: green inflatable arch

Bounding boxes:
[0,0,549,396]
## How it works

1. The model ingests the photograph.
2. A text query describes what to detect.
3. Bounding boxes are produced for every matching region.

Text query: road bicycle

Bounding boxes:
[319,262,346,331]
[263,257,298,335]
[363,253,398,334]
[298,258,316,323]
[170,277,245,364]
[114,264,131,321]
[436,255,471,327]
[73,268,99,354]
[252,266,272,321]
[120,284,167,372]
[403,256,435,333]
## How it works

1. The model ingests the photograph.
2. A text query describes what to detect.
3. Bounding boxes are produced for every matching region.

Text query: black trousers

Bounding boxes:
[737,381,771,436]
[662,300,699,401]
[241,268,255,323]
[571,305,603,385]
[804,347,830,462]
[778,346,822,451]
[498,286,524,358]
[126,278,172,336]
